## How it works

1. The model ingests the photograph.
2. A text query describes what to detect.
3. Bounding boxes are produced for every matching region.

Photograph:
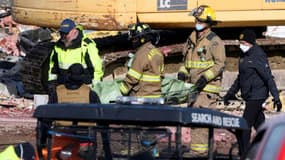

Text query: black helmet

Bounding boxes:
[128,23,152,40]
[128,23,160,48]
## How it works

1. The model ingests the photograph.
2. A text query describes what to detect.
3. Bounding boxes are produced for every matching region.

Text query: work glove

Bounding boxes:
[187,76,207,107]
[273,99,282,112]
[177,72,187,81]
[195,76,207,92]
[187,87,199,107]
[223,93,237,106]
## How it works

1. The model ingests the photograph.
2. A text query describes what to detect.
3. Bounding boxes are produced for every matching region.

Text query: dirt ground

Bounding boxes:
[0,119,36,151]
[0,106,36,151]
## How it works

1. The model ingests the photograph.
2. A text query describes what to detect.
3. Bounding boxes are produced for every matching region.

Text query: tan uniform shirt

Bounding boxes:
[182,29,226,93]
[120,42,164,97]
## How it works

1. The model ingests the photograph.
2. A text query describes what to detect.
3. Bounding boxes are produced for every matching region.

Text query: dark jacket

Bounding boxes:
[227,44,279,101]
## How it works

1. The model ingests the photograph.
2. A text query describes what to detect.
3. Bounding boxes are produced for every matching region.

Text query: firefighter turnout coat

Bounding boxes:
[182,29,226,94]
[120,42,164,98]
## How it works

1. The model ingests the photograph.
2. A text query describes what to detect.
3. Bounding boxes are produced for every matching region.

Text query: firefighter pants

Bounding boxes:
[190,92,218,153]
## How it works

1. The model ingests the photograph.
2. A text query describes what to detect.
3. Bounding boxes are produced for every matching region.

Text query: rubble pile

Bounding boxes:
[0,5,37,119]
[0,33,21,56]
[0,93,34,119]
[0,10,37,56]
[0,4,19,56]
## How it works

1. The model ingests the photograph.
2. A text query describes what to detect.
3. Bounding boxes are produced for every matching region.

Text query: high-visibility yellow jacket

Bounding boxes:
[120,42,164,98]
[0,145,19,160]
[181,29,226,93]
[48,26,103,85]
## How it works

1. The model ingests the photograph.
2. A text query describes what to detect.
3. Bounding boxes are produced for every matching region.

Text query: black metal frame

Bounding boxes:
[34,104,248,160]
[36,121,174,160]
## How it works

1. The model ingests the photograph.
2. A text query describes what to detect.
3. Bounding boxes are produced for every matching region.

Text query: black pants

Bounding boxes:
[241,99,265,155]
[98,124,112,160]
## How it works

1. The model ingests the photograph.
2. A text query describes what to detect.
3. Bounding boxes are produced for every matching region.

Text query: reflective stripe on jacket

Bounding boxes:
[120,42,164,98]
[48,26,103,83]
[182,29,226,93]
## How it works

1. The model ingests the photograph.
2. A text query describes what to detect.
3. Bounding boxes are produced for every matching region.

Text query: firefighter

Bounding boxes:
[48,18,103,100]
[0,142,35,160]
[119,23,164,98]
[179,5,226,154]
[223,29,282,156]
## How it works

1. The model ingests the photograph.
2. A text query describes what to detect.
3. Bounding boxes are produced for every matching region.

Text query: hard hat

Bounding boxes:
[190,5,219,25]
[128,23,152,40]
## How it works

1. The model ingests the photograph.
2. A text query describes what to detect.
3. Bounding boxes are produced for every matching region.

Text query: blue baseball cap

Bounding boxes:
[59,18,76,33]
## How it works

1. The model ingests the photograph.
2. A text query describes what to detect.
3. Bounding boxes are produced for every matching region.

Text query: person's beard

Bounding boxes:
[60,35,71,47]
[61,30,78,47]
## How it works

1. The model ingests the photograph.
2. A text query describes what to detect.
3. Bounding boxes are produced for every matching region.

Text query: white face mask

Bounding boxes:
[239,44,250,53]
[195,23,205,31]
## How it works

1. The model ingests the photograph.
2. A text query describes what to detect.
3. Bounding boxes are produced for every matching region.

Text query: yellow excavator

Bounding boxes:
[11,0,285,29]
[10,0,285,95]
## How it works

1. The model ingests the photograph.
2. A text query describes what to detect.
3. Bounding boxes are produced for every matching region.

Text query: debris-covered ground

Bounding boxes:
[0,0,284,158]
[0,115,35,151]
[0,0,37,151]
[0,94,35,151]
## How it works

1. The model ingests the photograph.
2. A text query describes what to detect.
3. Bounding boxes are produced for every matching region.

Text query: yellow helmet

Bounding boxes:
[190,5,218,25]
